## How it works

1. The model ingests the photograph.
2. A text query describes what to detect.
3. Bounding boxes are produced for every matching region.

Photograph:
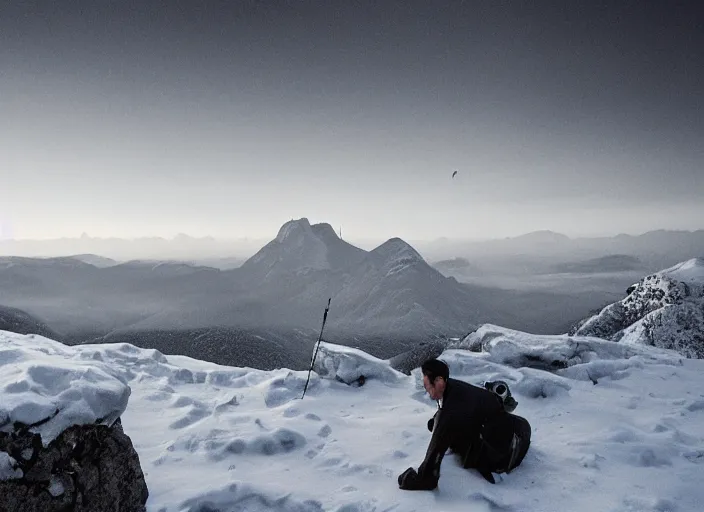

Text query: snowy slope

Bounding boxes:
[327,238,481,337]
[3,328,704,511]
[575,258,704,358]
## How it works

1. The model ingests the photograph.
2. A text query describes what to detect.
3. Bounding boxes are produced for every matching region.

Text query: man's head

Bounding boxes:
[421,358,449,401]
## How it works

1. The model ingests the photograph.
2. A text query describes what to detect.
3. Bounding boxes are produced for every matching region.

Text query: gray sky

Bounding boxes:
[1,1,702,242]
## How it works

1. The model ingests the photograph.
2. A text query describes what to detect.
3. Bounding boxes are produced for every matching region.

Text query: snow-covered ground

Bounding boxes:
[2,328,704,511]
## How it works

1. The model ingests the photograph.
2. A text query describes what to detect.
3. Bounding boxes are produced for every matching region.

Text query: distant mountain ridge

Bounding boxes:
[0,304,59,340]
[2,228,704,267]
[0,219,490,368]
[550,255,647,274]
[210,219,483,338]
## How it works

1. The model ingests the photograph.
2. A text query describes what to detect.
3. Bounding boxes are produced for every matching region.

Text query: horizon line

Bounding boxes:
[2,226,704,244]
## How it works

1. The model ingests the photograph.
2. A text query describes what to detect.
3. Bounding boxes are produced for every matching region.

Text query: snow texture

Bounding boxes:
[457,324,683,372]
[0,331,131,449]
[2,328,704,511]
[576,258,704,358]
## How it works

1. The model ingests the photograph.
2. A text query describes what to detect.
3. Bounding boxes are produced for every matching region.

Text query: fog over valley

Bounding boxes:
[2,220,703,370]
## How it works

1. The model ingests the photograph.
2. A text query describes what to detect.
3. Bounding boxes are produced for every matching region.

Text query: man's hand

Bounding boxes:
[398,467,417,488]
[397,467,437,491]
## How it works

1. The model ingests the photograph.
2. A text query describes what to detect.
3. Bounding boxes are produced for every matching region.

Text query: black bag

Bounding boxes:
[484,380,518,413]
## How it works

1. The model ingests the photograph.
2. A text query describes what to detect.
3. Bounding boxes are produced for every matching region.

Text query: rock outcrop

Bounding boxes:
[388,340,448,374]
[1,330,149,511]
[0,419,148,512]
[312,341,406,385]
[574,258,704,358]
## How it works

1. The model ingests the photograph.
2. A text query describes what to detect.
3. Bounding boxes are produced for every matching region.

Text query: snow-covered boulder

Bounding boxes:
[0,331,149,511]
[574,258,704,358]
[455,324,682,384]
[311,341,407,385]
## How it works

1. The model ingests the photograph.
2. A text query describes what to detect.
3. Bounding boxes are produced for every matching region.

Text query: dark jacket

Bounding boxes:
[399,377,510,490]
[419,378,505,480]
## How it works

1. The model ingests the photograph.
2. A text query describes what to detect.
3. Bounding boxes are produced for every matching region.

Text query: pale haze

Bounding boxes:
[1,1,702,242]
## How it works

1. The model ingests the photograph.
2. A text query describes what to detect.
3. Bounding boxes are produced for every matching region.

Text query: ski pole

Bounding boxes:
[301,297,331,399]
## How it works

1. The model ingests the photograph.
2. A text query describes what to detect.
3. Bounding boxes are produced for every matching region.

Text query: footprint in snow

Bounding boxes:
[283,407,300,418]
[683,450,704,463]
[686,400,704,412]
[305,442,327,459]
[169,407,210,430]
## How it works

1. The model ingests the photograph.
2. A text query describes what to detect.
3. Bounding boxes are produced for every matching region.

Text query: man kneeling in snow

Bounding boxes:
[398,359,531,490]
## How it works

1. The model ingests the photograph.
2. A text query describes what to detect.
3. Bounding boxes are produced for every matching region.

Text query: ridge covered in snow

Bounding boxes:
[575,258,704,358]
[662,257,704,287]
[3,328,704,511]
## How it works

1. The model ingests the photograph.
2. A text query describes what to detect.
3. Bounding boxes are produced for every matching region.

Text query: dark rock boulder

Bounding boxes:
[0,418,148,512]
[388,340,448,375]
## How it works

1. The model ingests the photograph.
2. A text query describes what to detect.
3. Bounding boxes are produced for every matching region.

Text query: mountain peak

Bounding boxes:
[275,218,314,243]
[310,222,339,240]
[371,237,424,264]
[242,218,365,275]
[512,230,570,242]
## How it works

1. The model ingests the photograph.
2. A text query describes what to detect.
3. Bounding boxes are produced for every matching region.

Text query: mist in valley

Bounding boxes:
[2,223,703,370]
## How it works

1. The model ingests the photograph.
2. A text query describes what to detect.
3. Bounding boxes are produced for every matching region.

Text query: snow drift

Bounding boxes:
[0,331,130,446]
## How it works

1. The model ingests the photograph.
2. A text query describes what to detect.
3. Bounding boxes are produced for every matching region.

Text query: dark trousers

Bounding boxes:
[459,413,531,476]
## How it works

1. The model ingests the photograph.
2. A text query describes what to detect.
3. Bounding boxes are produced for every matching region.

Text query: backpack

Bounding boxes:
[484,380,518,413]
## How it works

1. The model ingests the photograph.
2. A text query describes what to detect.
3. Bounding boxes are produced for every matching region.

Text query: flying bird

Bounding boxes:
[451,170,458,178]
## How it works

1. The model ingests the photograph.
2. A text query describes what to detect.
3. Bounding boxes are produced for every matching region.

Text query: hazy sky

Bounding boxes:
[1,1,702,242]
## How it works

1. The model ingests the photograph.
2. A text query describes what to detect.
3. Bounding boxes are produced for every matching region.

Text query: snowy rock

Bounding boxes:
[457,324,683,373]
[0,330,148,510]
[312,341,407,385]
[575,258,704,358]
[0,451,22,479]
[0,331,131,446]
